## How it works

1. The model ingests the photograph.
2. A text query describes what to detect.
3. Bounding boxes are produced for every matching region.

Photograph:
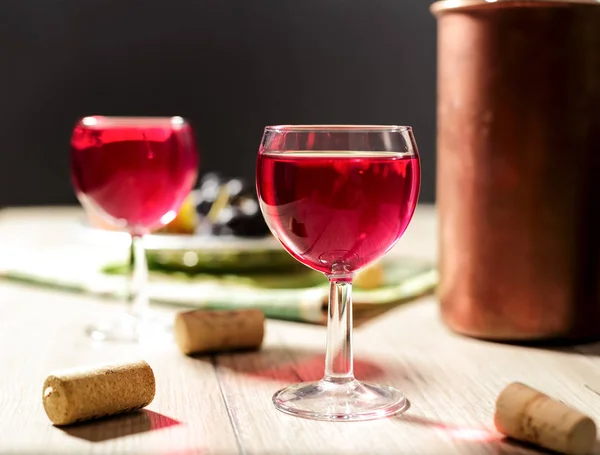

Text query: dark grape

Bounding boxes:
[194,172,224,216]
[225,209,271,237]
[211,224,234,236]
[193,173,270,237]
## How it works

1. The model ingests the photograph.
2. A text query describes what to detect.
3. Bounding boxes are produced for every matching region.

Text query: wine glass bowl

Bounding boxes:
[71,116,198,235]
[70,115,199,342]
[256,125,420,421]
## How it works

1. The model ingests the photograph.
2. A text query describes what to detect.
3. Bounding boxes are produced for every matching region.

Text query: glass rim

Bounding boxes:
[264,125,413,133]
[77,115,189,128]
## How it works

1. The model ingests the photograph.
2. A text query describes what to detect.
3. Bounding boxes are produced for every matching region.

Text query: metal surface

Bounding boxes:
[431,0,600,15]
[432,0,600,341]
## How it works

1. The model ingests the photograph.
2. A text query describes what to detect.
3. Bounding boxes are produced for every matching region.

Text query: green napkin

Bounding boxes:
[109,257,437,323]
[0,239,437,323]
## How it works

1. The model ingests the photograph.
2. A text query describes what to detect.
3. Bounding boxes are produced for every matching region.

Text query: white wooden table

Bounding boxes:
[1,205,600,455]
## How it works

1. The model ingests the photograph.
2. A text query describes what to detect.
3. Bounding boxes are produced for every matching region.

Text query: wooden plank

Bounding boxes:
[214,297,600,454]
[0,282,239,455]
[2,205,600,454]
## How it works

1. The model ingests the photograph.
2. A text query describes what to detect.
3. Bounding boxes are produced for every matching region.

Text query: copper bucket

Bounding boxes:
[432,0,600,342]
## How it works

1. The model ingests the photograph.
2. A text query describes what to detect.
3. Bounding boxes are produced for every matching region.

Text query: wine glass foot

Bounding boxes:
[86,312,173,343]
[272,379,409,422]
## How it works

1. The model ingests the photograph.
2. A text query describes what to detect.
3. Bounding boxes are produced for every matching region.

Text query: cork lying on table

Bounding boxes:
[174,308,265,355]
[42,360,155,426]
[494,382,597,455]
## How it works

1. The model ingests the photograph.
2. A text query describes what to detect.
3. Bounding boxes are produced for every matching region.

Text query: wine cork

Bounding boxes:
[494,382,596,455]
[174,308,265,355]
[42,360,155,426]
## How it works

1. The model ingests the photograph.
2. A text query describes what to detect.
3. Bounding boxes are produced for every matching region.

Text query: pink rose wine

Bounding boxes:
[71,116,199,236]
[257,151,420,274]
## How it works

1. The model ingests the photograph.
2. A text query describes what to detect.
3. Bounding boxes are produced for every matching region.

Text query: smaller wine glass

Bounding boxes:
[256,125,421,421]
[70,115,199,342]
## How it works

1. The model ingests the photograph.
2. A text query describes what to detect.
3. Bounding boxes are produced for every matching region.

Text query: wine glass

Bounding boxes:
[256,125,421,421]
[70,115,199,342]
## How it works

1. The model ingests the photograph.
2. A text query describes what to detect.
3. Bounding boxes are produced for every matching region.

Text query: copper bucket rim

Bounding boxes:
[431,0,600,14]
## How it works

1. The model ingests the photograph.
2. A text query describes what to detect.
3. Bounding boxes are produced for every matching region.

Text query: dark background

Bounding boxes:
[0,0,437,207]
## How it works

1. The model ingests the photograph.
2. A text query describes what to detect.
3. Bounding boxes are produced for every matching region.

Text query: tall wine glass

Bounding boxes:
[256,125,420,421]
[70,116,199,342]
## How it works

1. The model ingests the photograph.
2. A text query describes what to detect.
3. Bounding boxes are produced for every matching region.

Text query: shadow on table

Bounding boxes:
[58,409,181,442]
[191,346,388,383]
[397,414,561,455]
[457,332,600,357]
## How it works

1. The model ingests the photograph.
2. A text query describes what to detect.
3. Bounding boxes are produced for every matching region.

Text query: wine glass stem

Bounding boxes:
[323,277,355,383]
[128,234,149,319]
